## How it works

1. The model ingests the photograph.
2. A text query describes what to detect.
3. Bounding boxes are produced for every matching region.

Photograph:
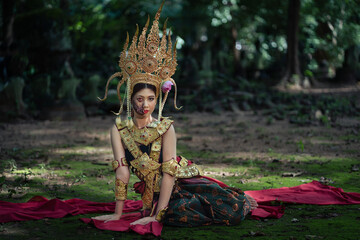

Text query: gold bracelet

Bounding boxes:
[112,158,128,171]
[115,178,128,201]
[155,207,168,222]
[112,160,120,171]
[120,158,128,166]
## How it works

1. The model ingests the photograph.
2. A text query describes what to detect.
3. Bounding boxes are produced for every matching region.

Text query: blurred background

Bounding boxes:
[0,0,359,121]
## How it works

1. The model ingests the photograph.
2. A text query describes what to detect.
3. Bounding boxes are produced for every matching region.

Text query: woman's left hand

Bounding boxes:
[130,216,157,225]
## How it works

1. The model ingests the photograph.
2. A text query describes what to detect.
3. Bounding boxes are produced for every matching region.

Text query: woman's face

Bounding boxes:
[132,88,156,118]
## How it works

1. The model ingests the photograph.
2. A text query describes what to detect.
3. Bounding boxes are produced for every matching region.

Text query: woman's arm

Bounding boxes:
[130,125,176,225]
[111,124,130,216]
[92,124,130,222]
[155,125,176,214]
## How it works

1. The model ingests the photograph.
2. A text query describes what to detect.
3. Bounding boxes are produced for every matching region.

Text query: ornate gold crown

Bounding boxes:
[99,1,181,124]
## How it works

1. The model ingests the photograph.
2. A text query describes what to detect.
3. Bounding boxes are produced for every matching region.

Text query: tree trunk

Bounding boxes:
[279,0,303,89]
[334,45,360,84]
[2,0,15,54]
[1,0,16,80]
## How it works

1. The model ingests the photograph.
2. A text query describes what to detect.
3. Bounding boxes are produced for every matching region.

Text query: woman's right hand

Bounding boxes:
[91,214,121,223]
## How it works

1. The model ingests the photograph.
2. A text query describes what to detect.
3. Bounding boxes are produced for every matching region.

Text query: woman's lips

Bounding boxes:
[143,110,149,114]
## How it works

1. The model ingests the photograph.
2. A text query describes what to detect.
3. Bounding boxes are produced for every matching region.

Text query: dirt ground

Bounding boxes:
[175,111,360,159]
[0,109,359,165]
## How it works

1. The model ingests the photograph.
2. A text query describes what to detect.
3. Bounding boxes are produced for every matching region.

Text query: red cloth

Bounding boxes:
[250,205,285,219]
[0,196,142,223]
[245,181,360,219]
[245,180,360,205]
[202,176,229,188]
[81,213,163,236]
[1,181,360,236]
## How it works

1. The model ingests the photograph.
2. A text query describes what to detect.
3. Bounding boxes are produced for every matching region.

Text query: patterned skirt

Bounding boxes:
[164,178,251,227]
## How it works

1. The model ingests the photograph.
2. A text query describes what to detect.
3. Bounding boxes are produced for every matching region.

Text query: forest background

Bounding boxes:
[0,0,360,239]
[1,0,360,118]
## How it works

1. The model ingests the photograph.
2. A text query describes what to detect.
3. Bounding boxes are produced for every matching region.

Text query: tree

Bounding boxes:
[279,0,303,89]
[1,0,16,80]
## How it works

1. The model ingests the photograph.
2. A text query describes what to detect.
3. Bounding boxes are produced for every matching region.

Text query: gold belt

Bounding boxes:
[130,152,161,209]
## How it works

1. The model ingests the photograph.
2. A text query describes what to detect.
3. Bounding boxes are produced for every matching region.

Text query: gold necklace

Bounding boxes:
[129,124,156,145]
[139,127,149,141]
[129,118,162,145]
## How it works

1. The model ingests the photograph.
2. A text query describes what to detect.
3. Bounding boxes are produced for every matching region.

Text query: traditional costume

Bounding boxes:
[1,1,360,237]
[97,1,252,227]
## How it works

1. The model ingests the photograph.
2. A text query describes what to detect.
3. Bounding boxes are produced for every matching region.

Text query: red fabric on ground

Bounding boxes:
[244,180,360,219]
[250,205,285,220]
[245,180,360,205]
[1,181,360,236]
[80,213,163,236]
[0,196,142,223]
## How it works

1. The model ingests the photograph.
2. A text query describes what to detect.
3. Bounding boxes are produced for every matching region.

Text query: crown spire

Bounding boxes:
[99,0,181,122]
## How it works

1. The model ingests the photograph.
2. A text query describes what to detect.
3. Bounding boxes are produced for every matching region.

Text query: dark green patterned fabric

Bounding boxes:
[164,178,250,227]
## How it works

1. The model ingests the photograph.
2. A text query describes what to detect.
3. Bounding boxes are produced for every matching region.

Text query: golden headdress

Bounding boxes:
[99,1,181,125]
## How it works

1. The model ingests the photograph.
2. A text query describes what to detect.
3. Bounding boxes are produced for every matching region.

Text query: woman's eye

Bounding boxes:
[149,97,155,101]
[137,98,143,102]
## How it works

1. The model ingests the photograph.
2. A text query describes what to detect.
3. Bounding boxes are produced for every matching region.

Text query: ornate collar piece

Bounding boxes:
[116,118,173,146]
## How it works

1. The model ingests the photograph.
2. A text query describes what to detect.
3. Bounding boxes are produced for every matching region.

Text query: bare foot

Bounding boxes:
[245,194,258,210]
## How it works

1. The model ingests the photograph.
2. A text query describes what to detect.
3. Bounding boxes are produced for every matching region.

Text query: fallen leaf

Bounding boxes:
[351,165,359,172]
[319,177,334,184]
[250,231,266,236]
[282,172,303,177]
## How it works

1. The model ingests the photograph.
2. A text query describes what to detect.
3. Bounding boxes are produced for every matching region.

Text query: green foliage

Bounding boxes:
[2,0,360,118]
[302,0,360,68]
[0,159,17,172]
[297,140,304,152]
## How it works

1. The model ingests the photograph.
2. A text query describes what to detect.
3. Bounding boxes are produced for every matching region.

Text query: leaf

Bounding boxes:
[282,172,303,177]
[351,165,359,172]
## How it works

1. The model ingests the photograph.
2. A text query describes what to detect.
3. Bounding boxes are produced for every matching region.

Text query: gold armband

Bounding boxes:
[161,159,179,176]
[112,158,128,171]
[112,160,120,171]
[121,158,128,166]
[155,207,168,222]
[115,179,128,201]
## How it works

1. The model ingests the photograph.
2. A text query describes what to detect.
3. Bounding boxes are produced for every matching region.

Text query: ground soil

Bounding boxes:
[0,109,359,165]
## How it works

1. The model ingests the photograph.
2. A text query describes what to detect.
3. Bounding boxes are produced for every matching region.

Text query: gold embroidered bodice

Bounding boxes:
[116,118,202,209]
[117,118,172,209]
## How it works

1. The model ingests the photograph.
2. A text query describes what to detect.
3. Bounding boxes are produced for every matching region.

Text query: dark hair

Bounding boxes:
[131,83,157,99]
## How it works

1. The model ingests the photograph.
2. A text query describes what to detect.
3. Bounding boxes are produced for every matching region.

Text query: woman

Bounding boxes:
[92,81,258,226]
[92,1,257,228]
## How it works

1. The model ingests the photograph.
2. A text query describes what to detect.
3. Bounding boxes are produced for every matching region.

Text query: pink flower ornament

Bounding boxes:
[161,81,173,93]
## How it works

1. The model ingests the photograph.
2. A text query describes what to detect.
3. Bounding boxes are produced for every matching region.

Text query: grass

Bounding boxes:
[1,142,360,239]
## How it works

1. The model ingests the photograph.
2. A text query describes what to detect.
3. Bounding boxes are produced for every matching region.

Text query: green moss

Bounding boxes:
[1,142,360,239]
[177,143,225,161]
